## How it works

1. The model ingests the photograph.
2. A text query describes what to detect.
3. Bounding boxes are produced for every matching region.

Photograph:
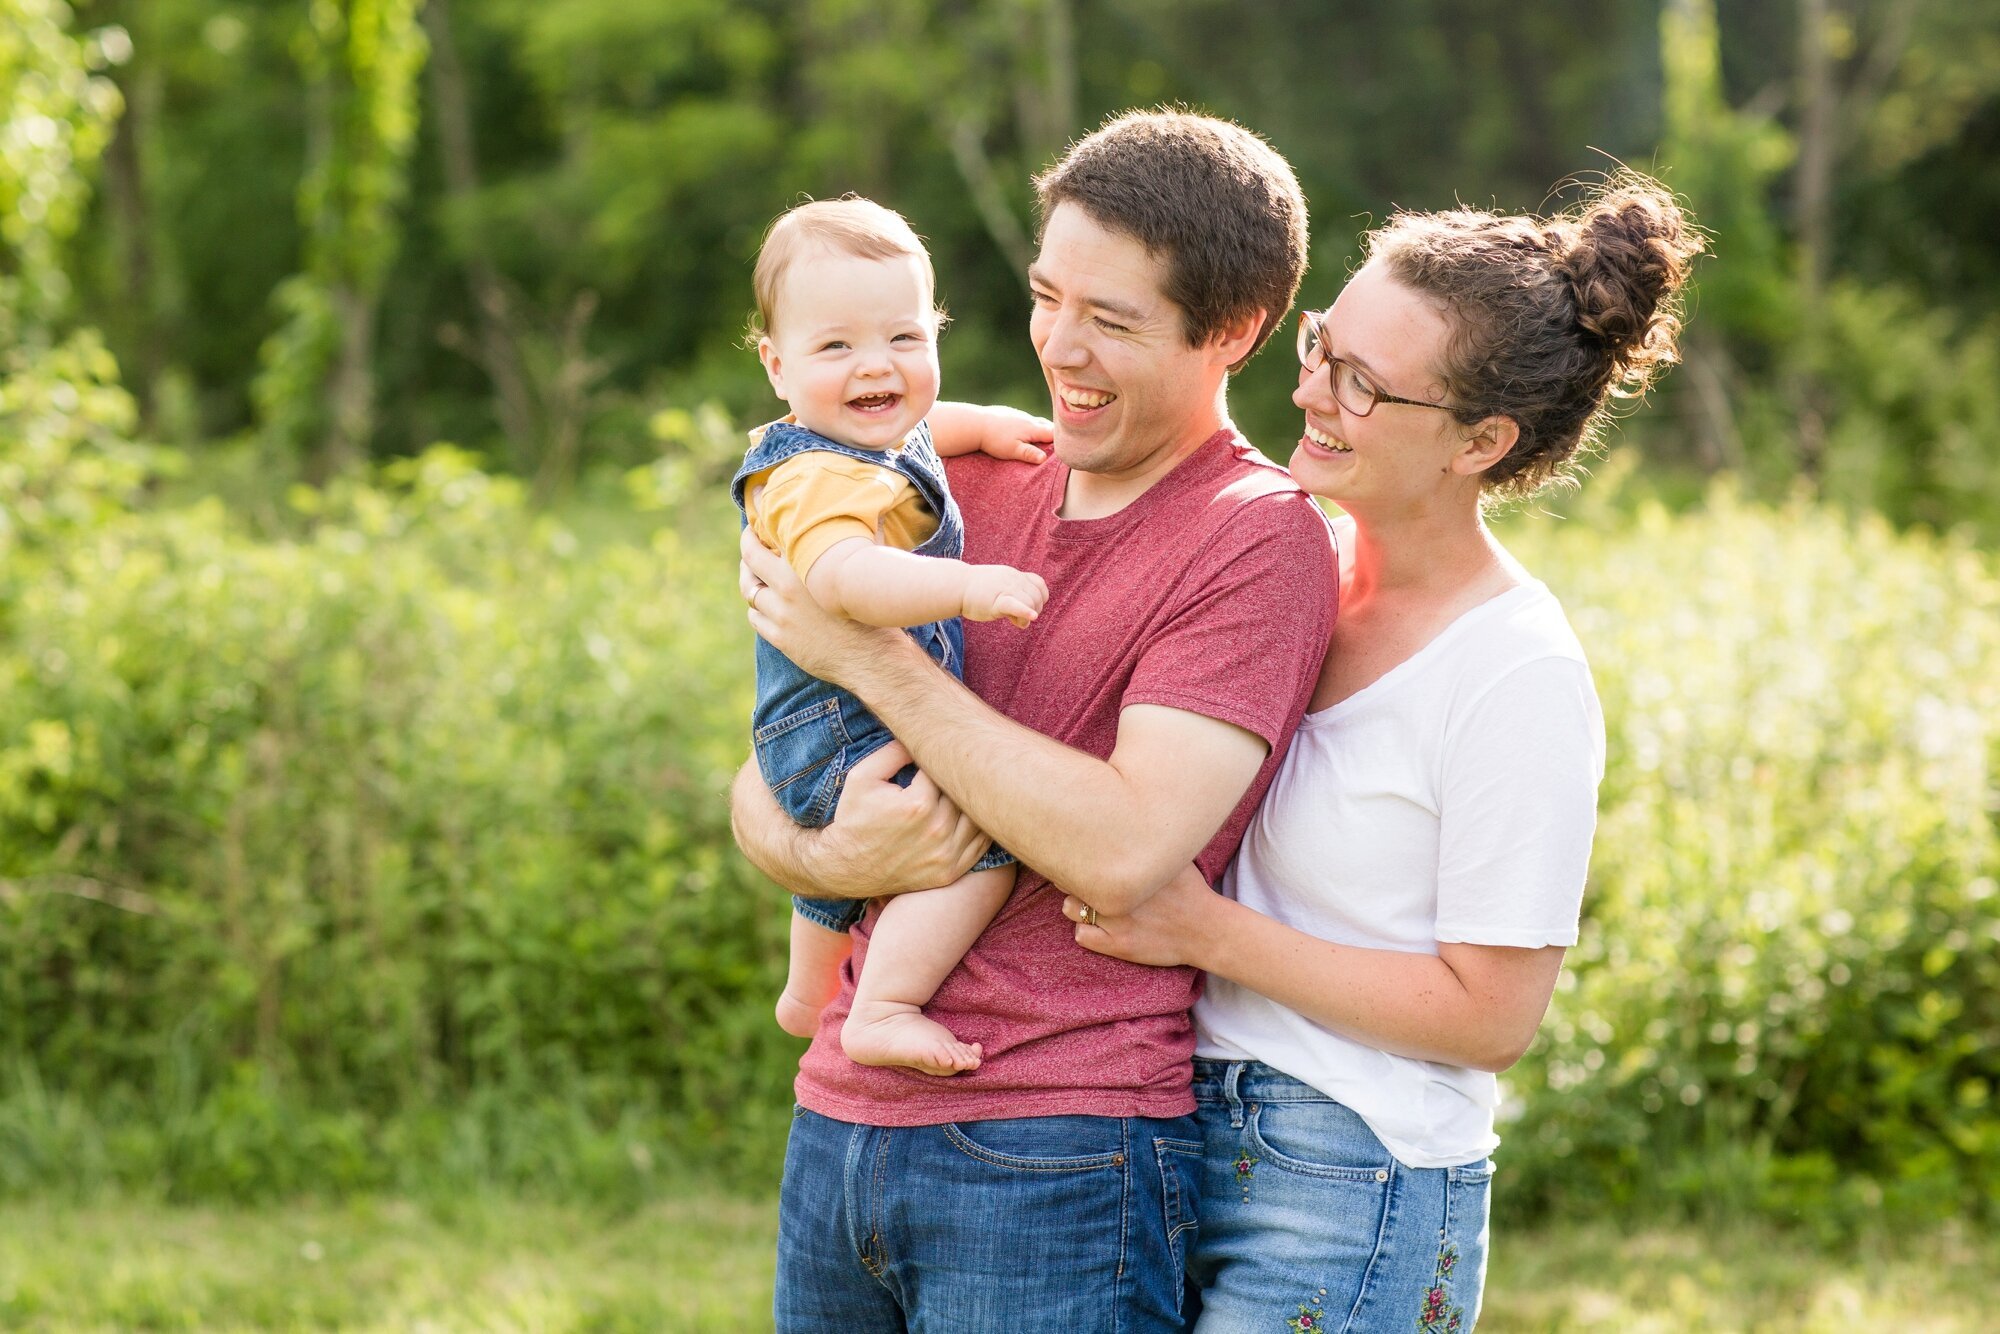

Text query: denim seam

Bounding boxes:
[863,1127,890,1281]
[755,701,849,793]
[1340,1161,1399,1334]
[940,1122,1124,1172]
[1246,1105,1394,1183]
[752,696,843,745]
[1113,1117,1131,1334]
[803,752,847,826]
[1153,1137,1202,1243]
[767,751,833,797]
[839,1120,871,1280]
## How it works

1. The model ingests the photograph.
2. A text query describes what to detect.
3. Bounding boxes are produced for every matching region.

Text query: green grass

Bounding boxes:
[0,1195,1989,1331]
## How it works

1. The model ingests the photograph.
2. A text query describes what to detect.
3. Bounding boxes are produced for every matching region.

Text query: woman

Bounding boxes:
[1062,175,1702,1332]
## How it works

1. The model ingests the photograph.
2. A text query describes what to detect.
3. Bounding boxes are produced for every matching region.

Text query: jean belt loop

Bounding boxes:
[1223,1060,1246,1129]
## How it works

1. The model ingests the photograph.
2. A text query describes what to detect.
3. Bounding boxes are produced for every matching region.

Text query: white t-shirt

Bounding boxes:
[1194,579,1604,1169]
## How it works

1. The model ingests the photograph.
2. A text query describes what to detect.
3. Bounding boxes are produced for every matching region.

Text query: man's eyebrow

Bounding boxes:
[1025,267,1150,324]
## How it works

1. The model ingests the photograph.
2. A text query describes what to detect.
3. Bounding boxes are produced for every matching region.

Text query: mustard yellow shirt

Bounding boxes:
[742,427,940,581]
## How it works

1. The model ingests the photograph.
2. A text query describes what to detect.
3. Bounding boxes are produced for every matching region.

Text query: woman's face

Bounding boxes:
[1286,259,1474,513]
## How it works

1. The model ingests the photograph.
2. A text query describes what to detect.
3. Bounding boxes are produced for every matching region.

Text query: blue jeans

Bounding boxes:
[1186,1060,1492,1333]
[776,1105,1204,1331]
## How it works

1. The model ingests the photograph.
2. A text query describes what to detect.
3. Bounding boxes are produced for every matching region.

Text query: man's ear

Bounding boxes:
[757,336,787,399]
[1208,308,1270,371]
[1453,414,1520,477]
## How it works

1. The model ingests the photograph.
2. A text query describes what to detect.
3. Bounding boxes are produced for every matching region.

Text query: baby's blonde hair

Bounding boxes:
[750,195,941,340]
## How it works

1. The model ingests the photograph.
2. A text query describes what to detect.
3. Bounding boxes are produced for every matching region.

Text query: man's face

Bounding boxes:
[1028,204,1224,480]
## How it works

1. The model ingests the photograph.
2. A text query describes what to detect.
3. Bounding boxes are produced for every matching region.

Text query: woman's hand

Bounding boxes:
[741,528,911,688]
[1063,864,1218,968]
[927,401,1052,464]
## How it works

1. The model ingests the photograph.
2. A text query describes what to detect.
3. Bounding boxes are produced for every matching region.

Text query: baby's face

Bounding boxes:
[758,250,941,452]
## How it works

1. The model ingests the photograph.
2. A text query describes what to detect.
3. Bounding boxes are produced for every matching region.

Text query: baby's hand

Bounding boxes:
[930,403,1052,464]
[978,405,1053,464]
[961,564,1049,628]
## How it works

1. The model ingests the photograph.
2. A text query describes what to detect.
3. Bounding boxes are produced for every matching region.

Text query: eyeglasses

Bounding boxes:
[1296,310,1458,418]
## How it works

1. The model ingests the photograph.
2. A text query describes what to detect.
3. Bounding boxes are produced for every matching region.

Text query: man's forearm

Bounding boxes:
[846,639,1246,912]
[729,759,870,900]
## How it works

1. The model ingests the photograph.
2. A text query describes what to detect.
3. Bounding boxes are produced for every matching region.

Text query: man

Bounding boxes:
[733,110,1337,1331]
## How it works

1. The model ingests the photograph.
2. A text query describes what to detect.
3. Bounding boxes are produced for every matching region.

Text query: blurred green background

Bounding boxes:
[4,0,1999,1327]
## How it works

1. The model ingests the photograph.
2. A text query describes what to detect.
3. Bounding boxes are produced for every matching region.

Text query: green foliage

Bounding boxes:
[1498,487,2000,1232]
[252,0,428,465]
[0,0,121,330]
[0,420,798,1200]
[22,0,1995,537]
[1,1200,1995,1331]
[4,0,2000,1228]
[1811,280,2000,537]
[3,411,1998,1225]
[0,326,156,572]
[1658,0,1795,350]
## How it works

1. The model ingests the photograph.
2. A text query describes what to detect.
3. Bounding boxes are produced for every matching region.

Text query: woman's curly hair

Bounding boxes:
[1366,172,1707,498]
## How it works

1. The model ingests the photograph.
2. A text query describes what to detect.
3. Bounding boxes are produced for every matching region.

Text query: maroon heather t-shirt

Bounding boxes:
[795,429,1337,1125]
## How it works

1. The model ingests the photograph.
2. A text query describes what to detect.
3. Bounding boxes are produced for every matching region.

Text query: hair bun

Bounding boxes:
[1557,180,1705,388]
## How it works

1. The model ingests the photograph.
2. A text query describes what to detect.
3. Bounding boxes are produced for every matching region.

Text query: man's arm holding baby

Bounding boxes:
[730,742,992,899]
[744,530,1274,916]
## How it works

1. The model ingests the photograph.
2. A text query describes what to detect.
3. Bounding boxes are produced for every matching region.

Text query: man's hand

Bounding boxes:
[928,401,1052,464]
[731,742,993,899]
[1063,864,1217,968]
[822,742,994,894]
[961,564,1049,628]
[743,527,912,688]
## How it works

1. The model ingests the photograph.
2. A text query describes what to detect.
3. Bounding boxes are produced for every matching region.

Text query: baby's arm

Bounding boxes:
[927,401,1052,463]
[807,538,1047,630]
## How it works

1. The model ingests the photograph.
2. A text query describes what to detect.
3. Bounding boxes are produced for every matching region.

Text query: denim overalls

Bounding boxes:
[732,419,1013,932]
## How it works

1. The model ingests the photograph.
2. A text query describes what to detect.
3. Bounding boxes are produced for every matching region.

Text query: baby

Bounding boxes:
[730,196,1048,1076]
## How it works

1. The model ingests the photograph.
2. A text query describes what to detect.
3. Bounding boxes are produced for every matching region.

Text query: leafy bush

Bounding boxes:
[1,417,1995,1226]
[0,433,794,1200]
[1500,485,2000,1233]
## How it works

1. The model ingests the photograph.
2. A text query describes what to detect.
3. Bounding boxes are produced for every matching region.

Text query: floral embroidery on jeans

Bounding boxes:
[1286,1290,1327,1331]
[1416,1242,1465,1332]
[1233,1150,1258,1202]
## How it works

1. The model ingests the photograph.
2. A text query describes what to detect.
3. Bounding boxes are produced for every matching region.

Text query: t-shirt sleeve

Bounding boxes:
[747,452,914,581]
[1434,655,1606,948]
[1122,492,1337,749]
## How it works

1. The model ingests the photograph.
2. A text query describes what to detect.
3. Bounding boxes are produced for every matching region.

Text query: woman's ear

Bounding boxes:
[757,336,787,399]
[1453,414,1520,477]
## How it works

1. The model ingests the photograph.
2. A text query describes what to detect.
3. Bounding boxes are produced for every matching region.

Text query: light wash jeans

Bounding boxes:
[776,1104,1203,1331]
[1186,1059,1492,1334]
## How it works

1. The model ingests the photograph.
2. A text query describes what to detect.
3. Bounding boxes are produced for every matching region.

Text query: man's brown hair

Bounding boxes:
[1034,109,1309,371]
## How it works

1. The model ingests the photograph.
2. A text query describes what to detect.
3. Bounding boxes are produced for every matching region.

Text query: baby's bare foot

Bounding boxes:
[843,1001,982,1076]
[775,989,825,1039]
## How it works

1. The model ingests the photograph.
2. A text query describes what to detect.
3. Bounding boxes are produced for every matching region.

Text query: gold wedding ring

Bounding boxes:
[1078,903,1099,927]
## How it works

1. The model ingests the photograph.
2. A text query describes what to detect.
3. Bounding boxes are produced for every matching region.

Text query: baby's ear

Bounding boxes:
[757,336,787,398]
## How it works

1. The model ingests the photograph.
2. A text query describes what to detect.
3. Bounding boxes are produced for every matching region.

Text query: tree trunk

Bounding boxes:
[1791,0,1835,483]
[422,0,538,462]
[321,282,375,477]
